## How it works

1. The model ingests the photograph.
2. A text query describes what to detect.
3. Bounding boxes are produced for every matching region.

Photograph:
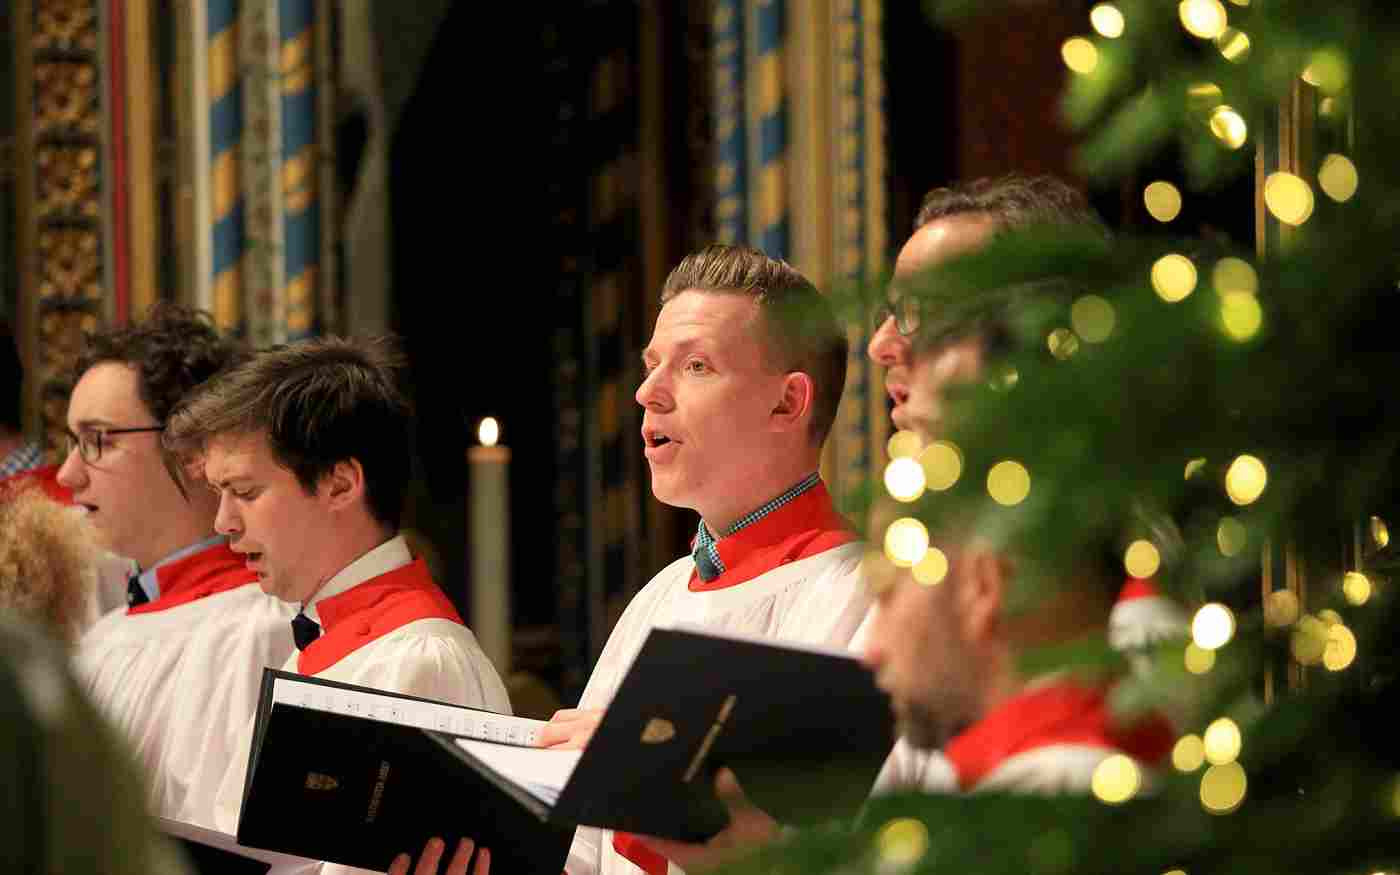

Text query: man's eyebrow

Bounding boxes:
[71,418,116,431]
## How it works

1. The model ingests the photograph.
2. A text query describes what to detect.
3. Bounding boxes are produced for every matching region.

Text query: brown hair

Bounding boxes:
[0,491,100,645]
[661,244,848,445]
[72,301,246,426]
[164,336,413,529]
[909,175,1109,358]
[914,173,1109,237]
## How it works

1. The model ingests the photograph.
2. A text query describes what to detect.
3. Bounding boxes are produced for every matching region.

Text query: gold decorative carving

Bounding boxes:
[37,309,97,378]
[38,229,102,302]
[36,146,100,218]
[34,62,99,137]
[33,0,99,52]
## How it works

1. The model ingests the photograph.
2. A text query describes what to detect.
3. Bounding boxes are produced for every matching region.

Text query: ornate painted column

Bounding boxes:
[182,0,330,342]
[712,0,889,507]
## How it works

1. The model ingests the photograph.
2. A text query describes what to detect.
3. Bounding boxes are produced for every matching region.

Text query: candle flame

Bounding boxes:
[478,417,500,447]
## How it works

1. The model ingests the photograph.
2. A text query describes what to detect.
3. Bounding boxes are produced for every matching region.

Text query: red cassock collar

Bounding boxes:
[687,481,858,592]
[296,558,463,676]
[944,680,1176,791]
[127,541,258,615]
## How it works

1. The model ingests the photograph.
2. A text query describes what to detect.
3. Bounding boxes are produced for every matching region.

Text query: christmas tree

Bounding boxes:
[724,1,1400,872]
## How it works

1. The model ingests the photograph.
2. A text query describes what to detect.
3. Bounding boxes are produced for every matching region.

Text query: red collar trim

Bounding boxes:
[0,464,73,505]
[944,680,1175,791]
[297,559,463,676]
[127,542,258,615]
[687,482,857,592]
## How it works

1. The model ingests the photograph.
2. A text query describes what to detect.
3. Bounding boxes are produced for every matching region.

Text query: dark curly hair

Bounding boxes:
[72,302,246,427]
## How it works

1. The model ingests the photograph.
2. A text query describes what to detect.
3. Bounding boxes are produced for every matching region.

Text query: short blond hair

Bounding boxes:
[0,492,100,645]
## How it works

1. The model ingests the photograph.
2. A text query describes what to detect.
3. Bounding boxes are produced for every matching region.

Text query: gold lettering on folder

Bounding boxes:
[304,772,339,791]
[641,718,676,744]
[683,695,737,783]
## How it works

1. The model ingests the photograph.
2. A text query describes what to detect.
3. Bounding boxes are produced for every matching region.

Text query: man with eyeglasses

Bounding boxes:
[61,302,296,821]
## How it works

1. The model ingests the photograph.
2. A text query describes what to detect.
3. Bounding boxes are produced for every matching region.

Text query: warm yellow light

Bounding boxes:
[887,429,924,460]
[1072,296,1116,343]
[1200,762,1247,814]
[1217,517,1247,557]
[1203,717,1242,764]
[912,547,949,586]
[1215,27,1250,62]
[1290,615,1328,665]
[1209,106,1248,149]
[1184,457,1208,480]
[1372,515,1391,549]
[1319,97,1338,117]
[1318,154,1359,203]
[1212,257,1258,296]
[1124,540,1161,579]
[1172,735,1206,772]
[876,817,930,867]
[884,457,927,503]
[1264,589,1300,627]
[1179,0,1228,39]
[1090,3,1126,38]
[920,441,964,492]
[1091,754,1141,804]
[1152,254,1198,302]
[1144,181,1183,222]
[1264,172,1315,225]
[1343,571,1373,606]
[1220,291,1263,342]
[1318,608,1342,627]
[1047,327,1080,360]
[1062,37,1100,75]
[987,461,1032,507]
[884,518,930,568]
[1184,643,1217,675]
[478,417,500,447]
[1324,623,1357,671]
[1301,49,1348,94]
[1225,454,1267,505]
[990,365,1020,391]
[1227,0,1248,5]
[1187,82,1224,113]
[1192,603,1235,650]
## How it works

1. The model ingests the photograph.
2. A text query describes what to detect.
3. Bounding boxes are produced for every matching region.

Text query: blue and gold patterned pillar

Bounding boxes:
[279,0,318,340]
[749,0,788,259]
[208,0,244,332]
[713,0,747,245]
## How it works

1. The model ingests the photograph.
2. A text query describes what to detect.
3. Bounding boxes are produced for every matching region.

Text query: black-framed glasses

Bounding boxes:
[872,295,922,337]
[65,426,164,464]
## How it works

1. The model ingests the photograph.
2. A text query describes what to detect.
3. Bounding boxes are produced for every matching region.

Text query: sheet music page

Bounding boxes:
[271,675,545,746]
[455,741,583,805]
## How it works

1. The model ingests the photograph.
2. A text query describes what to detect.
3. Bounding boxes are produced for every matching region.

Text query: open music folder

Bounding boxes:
[235,626,894,870]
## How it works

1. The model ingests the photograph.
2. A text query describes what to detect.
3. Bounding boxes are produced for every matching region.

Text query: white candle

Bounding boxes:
[468,417,511,674]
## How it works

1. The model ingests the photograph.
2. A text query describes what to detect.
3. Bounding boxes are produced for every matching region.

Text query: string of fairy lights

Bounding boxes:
[860,2,1386,866]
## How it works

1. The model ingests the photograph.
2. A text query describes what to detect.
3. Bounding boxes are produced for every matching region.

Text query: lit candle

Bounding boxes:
[467,417,511,674]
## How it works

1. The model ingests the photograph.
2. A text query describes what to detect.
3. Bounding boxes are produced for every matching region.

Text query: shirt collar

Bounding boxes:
[694,472,822,580]
[302,534,412,624]
[135,534,227,602]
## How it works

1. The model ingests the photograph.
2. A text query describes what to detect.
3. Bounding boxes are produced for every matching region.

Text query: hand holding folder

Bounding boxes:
[234,626,894,872]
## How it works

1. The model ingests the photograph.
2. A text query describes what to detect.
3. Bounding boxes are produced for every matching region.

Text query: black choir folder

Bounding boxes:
[236,626,894,871]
